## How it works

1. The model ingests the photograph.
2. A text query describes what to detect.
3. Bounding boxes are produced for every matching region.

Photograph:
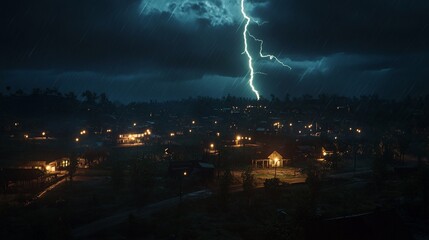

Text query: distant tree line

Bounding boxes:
[1,88,428,138]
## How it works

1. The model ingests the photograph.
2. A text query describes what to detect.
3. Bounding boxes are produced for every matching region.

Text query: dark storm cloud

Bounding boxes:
[0,0,428,101]
[247,0,429,99]
[251,0,429,56]
[0,0,246,77]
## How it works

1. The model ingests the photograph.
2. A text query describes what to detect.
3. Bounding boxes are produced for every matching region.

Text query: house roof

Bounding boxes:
[268,151,283,160]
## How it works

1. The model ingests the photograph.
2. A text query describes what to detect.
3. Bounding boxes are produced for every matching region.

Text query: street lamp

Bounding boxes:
[274,157,279,178]
[180,171,187,202]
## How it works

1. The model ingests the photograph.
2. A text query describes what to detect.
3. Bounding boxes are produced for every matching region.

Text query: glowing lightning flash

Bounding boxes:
[241,0,291,100]
[248,33,292,70]
[241,0,259,99]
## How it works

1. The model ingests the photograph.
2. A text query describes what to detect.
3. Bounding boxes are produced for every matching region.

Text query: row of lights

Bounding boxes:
[349,128,362,134]
[75,128,112,142]
[191,120,218,125]
[22,132,45,139]
[118,129,152,138]
[273,122,295,127]
[191,120,220,125]
[171,131,221,138]
[236,135,252,141]
[26,130,89,139]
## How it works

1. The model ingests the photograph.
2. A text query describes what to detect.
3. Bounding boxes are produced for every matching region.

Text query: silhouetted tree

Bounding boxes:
[131,156,156,204]
[264,177,281,199]
[68,154,78,182]
[241,166,256,206]
[373,145,387,188]
[81,90,98,105]
[14,89,24,96]
[82,149,98,167]
[64,92,78,106]
[31,88,42,96]
[305,160,322,200]
[111,162,124,187]
[409,140,427,165]
[218,168,233,209]
[397,135,410,162]
[325,152,341,171]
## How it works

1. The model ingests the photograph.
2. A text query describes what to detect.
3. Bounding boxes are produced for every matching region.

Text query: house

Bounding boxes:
[268,151,286,167]
[253,151,288,168]
[322,145,336,157]
[14,160,60,173]
[117,129,151,144]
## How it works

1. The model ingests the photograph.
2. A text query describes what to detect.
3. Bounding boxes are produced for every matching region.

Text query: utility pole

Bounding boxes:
[180,171,187,202]
[274,158,278,178]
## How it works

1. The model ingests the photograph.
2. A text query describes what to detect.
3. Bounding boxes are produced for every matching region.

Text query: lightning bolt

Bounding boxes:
[241,0,291,100]
[241,0,259,100]
[248,33,292,70]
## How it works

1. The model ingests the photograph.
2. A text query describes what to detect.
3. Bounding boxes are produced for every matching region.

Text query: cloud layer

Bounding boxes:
[140,0,237,26]
[1,0,428,101]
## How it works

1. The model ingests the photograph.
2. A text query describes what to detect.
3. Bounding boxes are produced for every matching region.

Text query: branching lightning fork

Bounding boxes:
[248,33,292,70]
[241,0,291,100]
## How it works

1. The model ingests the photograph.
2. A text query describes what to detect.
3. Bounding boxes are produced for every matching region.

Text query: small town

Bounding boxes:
[2,0,429,239]
[0,90,428,239]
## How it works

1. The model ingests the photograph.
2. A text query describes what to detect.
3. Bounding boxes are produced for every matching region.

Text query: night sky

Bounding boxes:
[1,0,428,102]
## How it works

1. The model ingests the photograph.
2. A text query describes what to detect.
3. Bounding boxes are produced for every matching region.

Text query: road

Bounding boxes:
[36,177,66,199]
[24,176,67,206]
[72,189,212,238]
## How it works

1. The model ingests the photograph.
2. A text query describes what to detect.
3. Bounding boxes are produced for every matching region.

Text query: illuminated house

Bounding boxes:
[253,151,287,168]
[57,158,70,169]
[322,146,335,157]
[18,160,61,173]
[117,129,151,144]
[268,151,285,167]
